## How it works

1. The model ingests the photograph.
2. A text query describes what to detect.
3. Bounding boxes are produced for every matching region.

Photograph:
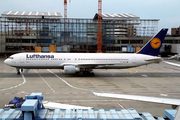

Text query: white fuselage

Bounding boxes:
[4,52,161,70]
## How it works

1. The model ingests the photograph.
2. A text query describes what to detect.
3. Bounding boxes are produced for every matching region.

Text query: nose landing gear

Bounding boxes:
[17,69,20,75]
[16,68,23,75]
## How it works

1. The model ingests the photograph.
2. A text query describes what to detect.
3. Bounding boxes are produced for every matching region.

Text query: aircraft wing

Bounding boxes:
[93,92,180,106]
[93,92,180,120]
[43,101,93,109]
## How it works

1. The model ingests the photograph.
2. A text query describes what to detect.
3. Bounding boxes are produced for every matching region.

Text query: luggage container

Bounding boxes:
[127,45,131,52]
[41,47,49,52]
[35,46,41,52]
[127,46,135,53]
[121,46,127,52]
[135,47,141,53]
[131,47,135,53]
[50,45,56,53]
[56,47,64,52]
[63,45,70,52]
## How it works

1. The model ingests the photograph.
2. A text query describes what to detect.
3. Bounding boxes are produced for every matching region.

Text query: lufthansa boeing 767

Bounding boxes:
[4,29,168,75]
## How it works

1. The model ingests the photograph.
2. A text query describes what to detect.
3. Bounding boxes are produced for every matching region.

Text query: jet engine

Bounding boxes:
[64,66,80,74]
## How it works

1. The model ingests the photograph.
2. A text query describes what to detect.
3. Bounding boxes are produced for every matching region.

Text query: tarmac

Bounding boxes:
[0,57,180,117]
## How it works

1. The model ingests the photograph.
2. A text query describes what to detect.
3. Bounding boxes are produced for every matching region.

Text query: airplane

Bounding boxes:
[4,28,168,75]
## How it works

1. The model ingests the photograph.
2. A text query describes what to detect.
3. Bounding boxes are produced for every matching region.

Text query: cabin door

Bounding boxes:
[20,56,24,63]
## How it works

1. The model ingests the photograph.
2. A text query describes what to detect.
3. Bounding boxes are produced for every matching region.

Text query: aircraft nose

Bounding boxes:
[4,59,10,65]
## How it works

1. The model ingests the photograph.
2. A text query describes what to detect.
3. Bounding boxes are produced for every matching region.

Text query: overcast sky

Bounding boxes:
[0,0,179,33]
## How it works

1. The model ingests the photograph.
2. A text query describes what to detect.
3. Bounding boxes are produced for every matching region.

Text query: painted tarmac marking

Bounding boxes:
[0,91,179,96]
[47,69,91,91]
[160,94,168,97]
[118,102,126,110]
[0,72,26,92]
[130,68,138,74]
[17,91,29,95]
[34,70,55,93]
[164,61,180,67]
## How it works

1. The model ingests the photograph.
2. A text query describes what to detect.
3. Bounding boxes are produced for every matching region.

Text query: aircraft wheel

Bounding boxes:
[16,68,20,75]
[83,71,94,76]
[17,72,20,75]
[83,71,88,75]
[90,72,94,76]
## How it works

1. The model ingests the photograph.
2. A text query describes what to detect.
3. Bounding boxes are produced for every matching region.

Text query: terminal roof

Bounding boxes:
[1,11,62,19]
[93,13,140,20]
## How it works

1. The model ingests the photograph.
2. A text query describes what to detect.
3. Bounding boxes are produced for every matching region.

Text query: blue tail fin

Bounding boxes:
[137,28,168,56]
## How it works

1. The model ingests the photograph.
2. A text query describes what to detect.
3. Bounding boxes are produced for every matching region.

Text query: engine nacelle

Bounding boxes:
[64,66,80,74]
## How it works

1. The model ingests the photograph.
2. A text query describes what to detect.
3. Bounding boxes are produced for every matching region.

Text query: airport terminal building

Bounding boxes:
[0,11,179,54]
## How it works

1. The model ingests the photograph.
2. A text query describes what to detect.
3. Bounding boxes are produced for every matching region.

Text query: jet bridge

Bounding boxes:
[0,93,178,120]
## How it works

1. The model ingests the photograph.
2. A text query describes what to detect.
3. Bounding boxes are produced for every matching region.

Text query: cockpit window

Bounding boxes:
[9,57,14,59]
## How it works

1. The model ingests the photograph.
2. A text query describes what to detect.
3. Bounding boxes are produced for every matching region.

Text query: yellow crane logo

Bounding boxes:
[151,38,161,49]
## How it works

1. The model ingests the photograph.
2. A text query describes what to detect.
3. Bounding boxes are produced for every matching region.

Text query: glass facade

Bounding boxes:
[0,17,159,53]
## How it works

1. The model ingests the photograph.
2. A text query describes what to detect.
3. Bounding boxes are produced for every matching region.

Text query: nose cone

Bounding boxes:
[4,59,10,65]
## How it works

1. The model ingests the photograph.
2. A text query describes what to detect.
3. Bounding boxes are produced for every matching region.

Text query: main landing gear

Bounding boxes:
[82,69,94,76]
[16,68,23,75]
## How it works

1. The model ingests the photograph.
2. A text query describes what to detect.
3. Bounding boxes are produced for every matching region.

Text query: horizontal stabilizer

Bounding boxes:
[145,57,162,62]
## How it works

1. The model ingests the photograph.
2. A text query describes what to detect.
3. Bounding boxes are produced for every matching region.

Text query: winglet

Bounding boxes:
[137,29,168,56]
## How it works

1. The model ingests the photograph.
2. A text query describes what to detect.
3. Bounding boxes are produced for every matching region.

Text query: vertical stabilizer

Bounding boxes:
[137,29,168,56]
